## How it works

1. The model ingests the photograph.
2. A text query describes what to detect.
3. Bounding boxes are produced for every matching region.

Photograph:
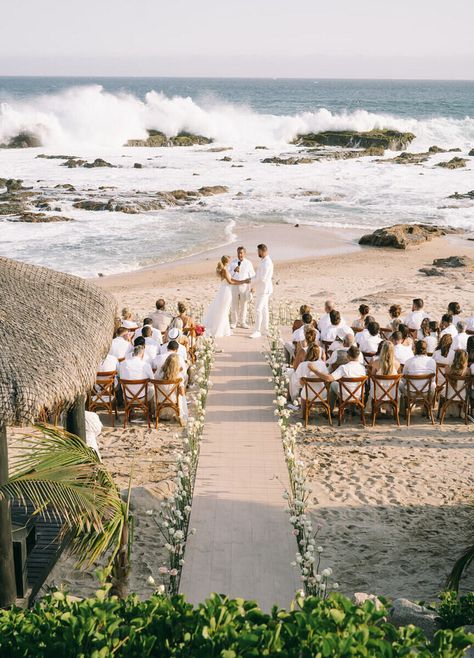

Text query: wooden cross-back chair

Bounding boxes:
[439,375,471,425]
[402,373,435,426]
[435,363,448,404]
[370,374,402,426]
[88,371,117,427]
[187,327,197,364]
[337,376,368,426]
[301,378,332,427]
[151,378,183,428]
[120,378,150,428]
[380,327,393,341]
[362,352,377,367]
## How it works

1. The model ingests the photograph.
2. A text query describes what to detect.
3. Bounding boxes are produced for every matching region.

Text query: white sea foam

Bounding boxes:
[1,85,473,150]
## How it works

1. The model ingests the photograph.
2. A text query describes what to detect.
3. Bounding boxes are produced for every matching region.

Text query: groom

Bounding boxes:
[250,243,274,338]
[229,246,255,329]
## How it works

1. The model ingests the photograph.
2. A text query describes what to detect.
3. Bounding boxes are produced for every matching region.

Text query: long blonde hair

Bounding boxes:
[161,353,181,380]
[450,349,468,377]
[216,255,230,279]
[379,341,395,375]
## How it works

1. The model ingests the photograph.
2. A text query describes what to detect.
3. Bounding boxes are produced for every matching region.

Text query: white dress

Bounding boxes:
[203,280,233,338]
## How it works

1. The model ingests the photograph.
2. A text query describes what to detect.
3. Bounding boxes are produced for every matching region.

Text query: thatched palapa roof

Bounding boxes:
[0,257,116,425]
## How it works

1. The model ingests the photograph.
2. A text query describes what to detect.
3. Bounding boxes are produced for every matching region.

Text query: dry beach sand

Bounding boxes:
[11,223,472,602]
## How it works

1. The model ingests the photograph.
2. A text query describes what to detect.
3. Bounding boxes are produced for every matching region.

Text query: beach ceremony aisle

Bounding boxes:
[179,331,300,610]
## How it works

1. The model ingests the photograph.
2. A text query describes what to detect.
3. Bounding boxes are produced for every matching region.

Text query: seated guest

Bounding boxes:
[142,325,161,352]
[327,334,364,369]
[98,352,119,373]
[352,304,370,330]
[119,344,154,402]
[285,314,318,364]
[404,298,428,330]
[310,345,366,411]
[127,336,156,364]
[439,313,457,339]
[134,318,163,344]
[468,336,474,366]
[292,305,313,332]
[295,344,329,412]
[109,327,131,360]
[150,298,173,333]
[328,332,347,355]
[357,321,382,354]
[425,321,439,355]
[317,300,336,335]
[85,410,103,460]
[387,304,402,329]
[356,315,376,345]
[450,320,468,352]
[391,331,414,366]
[293,326,319,370]
[293,313,316,343]
[401,340,437,394]
[433,334,454,366]
[368,341,401,404]
[321,310,353,343]
[154,353,188,425]
[169,317,190,350]
[399,323,414,348]
[467,316,474,332]
[417,317,431,341]
[444,349,469,400]
[160,327,188,362]
[121,307,139,330]
[447,301,462,326]
[153,340,187,379]
[172,302,195,334]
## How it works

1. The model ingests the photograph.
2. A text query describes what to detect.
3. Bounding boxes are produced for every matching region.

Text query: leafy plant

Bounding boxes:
[0,591,472,657]
[0,424,132,597]
[447,544,474,593]
[438,591,474,629]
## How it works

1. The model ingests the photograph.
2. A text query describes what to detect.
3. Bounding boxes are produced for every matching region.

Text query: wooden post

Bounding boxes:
[65,395,86,442]
[0,424,17,607]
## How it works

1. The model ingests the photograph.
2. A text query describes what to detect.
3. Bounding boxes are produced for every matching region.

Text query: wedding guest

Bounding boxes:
[174,302,195,333]
[154,353,189,425]
[97,353,119,384]
[417,317,431,341]
[388,304,402,328]
[356,315,376,346]
[357,321,382,354]
[391,331,414,366]
[295,344,329,413]
[127,336,156,364]
[425,320,439,355]
[401,340,437,394]
[310,345,366,411]
[442,349,469,406]
[450,320,468,351]
[439,313,457,339]
[368,341,401,403]
[317,300,335,334]
[121,307,138,330]
[447,301,462,325]
[399,323,414,348]
[134,318,163,344]
[466,316,474,333]
[229,246,255,329]
[293,327,319,370]
[150,299,173,333]
[153,340,187,380]
[433,334,454,366]
[85,410,103,460]
[352,304,370,330]
[292,305,313,332]
[321,310,353,343]
[167,318,190,351]
[404,298,429,330]
[327,334,364,370]
[109,327,131,360]
[119,344,154,403]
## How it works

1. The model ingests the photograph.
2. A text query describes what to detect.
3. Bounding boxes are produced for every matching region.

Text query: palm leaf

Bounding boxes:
[0,424,128,571]
[447,545,474,592]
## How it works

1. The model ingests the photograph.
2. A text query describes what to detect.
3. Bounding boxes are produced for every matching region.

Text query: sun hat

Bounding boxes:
[168,327,180,340]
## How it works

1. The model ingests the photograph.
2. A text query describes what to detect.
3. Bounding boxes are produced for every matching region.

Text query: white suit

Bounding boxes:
[252,255,274,335]
[228,257,255,326]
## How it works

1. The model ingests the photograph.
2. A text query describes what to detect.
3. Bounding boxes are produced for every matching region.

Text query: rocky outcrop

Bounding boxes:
[379,151,430,165]
[448,190,474,200]
[61,157,116,168]
[388,599,438,640]
[436,157,468,169]
[469,148,474,156]
[125,130,213,147]
[6,213,74,223]
[419,267,445,276]
[293,129,415,151]
[428,145,446,153]
[359,223,456,249]
[197,185,228,196]
[432,255,474,270]
[0,178,25,192]
[262,156,314,165]
[36,154,77,160]
[54,183,76,191]
[0,132,42,148]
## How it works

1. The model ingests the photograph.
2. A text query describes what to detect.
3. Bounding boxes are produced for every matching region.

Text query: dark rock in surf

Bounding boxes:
[0,132,42,148]
[125,130,213,147]
[432,255,474,270]
[436,157,468,169]
[359,224,457,250]
[293,129,415,151]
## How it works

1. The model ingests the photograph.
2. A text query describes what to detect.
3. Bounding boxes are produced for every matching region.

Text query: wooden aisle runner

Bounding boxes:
[179,331,300,610]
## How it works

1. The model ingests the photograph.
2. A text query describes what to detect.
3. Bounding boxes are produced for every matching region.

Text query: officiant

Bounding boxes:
[228,246,255,329]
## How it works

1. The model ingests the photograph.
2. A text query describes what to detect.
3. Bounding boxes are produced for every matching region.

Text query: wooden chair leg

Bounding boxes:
[439,402,448,425]
[304,402,309,427]
[327,404,333,427]
[371,402,376,427]
[360,403,366,427]
[395,403,400,427]
[406,401,411,426]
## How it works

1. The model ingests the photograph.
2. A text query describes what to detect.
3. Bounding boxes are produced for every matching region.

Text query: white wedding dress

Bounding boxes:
[203,280,232,338]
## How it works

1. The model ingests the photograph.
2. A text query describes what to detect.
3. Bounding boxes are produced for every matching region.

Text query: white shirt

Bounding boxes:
[122,319,138,330]
[466,316,474,331]
[295,360,329,400]
[327,347,364,366]
[109,336,131,360]
[317,313,332,334]
[153,350,187,375]
[292,325,320,344]
[358,333,382,354]
[160,341,188,363]
[433,350,454,365]
[424,334,438,354]
[322,323,353,343]
[253,255,273,295]
[134,325,163,343]
[119,356,153,396]
[150,309,173,333]
[126,344,156,364]
[403,355,437,391]
[228,257,255,282]
[451,332,468,351]
[393,343,414,365]
[440,324,458,339]
[331,360,367,399]
[403,310,429,330]
[98,353,118,374]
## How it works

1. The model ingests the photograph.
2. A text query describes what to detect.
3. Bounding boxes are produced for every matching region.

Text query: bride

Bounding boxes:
[203,255,251,338]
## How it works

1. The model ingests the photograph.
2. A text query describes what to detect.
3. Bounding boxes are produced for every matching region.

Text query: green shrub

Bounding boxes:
[438,591,474,629]
[0,590,473,657]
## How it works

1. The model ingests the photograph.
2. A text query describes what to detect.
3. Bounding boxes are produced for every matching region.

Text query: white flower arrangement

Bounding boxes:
[266,313,335,598]
[155,336,215,595]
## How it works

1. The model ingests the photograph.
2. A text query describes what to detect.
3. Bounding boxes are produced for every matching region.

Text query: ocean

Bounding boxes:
[0,77,473,276]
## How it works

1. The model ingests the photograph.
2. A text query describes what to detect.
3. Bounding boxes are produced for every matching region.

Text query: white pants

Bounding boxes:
[231,284,250,325]
[254,293,271,335]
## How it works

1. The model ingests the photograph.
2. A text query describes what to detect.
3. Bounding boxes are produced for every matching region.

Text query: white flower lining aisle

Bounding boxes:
[266,313,337,597]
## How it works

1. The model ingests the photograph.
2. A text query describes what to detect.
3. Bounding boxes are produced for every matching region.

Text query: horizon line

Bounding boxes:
[0,74,473,82]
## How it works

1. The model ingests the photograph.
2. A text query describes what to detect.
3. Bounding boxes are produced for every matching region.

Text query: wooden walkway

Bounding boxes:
[179,331,299,610]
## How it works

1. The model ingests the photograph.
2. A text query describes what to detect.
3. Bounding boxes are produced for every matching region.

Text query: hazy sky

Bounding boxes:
[1,0,473,78]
